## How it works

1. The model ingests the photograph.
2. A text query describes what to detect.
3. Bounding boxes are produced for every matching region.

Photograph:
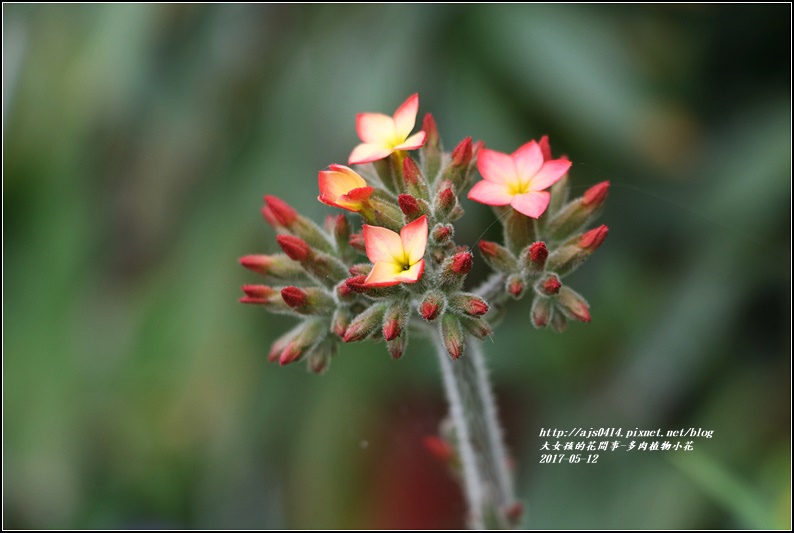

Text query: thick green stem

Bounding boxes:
[433,331,516,529]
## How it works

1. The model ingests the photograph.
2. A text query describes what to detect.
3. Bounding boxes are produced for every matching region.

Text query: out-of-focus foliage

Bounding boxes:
[3,4,789,529]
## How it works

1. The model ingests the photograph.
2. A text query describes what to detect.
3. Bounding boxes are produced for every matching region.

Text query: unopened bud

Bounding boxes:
[241,284,275,299]
[478,241,518,273]
[419,291,444,321]
[349,232,366,253]
[505,209,537,254]
[333,213,351,246]
[402,157,430,199]
[280,286,308,308]
[331,308,352,338]
[421,113,442,182]
[431,223,454,245]
[382,302,409,341]
[547,173,570,217]
[440,251,473,289]
[550,311,568,333]
[264,195,298,226]
[578,224,608,251]
[268,325,301,362]
[442,137,473,190]
[460,316,493,339]
[441,313,465,360]
[387,335,406,359]
[261,205,282,228]
[306,340,336,374]
[398,194,422,220]
[434,185,457,221]
[547,182,610,240]
[240,254,305,280]
[423,435,456,464]
[537,273,562,296]
[506,274,525,299]
[539,135,552,161]
[348,263,372,276]
[280,286,334,314]
[277,235,311,261]
[530,297,553,328]
[343,303,388,342]
[555,286,591,323]
[449,293,489,317]
[524,242,548,274]
[278,320,325,365]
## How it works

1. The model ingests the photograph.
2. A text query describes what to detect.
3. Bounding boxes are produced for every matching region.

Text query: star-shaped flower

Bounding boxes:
[348,93,426,165]
[467,139,571,218]
[362,215,428,287]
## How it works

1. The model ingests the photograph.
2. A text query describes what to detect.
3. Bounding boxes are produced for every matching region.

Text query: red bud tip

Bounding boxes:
[398,194,421,218]
[402,157,421,186]
[541,276,562,295]
[421,113,439,145]
[431,224,452,242]
[423,435,455,463]
[478,240,499,258]
[332,320,348,338]
[582,181,610,206]
[382,319,401,341]
[572,303,591,323]
[579,224,609,251]
[348,264,372,276]
[240,255,272,275]
[261,205,281,227]
[264,195,298,226]
[276,234,311,261]
[239,296,268,305]
[349,233,366,252]
[437,187,456,210]
[343,324,368,343]
[280,286,308,308]
[445,339,463,360]
[451,137,473,167]
[539,135,552,161]
[508,278,525,297]
[419,301,440,321]
[344,275,368,294]
[279,344,302,365]
[242,284,274,298]
[451,251,473,275]
[527,242,549,265]
[337,283,353,298]
[468,298,489,316]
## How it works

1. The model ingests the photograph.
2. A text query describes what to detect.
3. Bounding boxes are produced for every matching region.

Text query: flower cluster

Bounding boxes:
[240,94,609,372]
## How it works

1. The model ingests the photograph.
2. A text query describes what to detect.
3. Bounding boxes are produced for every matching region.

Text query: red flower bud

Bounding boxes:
[441,314,465,359]
[478,240,499,258]
[343,303,387,342]
[538,274,562,296]
[539,135,552,161]
[531,297,553,328]
[582,181,610,207]
[238,296,268,305]
[451,251,473,275]
[242,284,274,298]
[383,319,401,341]
[348,263,372,276]
[344,275,368,294]
[579,224,608,251]
[507,276,525,298]
[387,336,406,359]
[260,205,282,228]
[435,185,457,217]
[556,286,591,323]
[398,194,421,218]
[527,242,548,269]
[422,113,439,148]
[431,223,453,243]
[451,137,473,167]
[331,308,351,338]
[449,293,488,316]
[277,234,311,261]
[280,286,308,308]
[419,291,444,321]
[264,195,298,226]
[402,157,422,188]
[349,232,366,252]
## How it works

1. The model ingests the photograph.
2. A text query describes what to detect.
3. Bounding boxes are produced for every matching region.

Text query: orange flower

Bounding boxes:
[362,215,428,287]
[348,93,426,165]
[317,164,373,212]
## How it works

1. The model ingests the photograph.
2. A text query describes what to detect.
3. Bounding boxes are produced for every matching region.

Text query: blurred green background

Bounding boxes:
[3,4,790,529]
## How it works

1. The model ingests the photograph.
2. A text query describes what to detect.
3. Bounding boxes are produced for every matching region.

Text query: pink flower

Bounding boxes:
[318,164,374,212]
[362,215,428,287]
[348,93,426,165]
[467,139,572,218]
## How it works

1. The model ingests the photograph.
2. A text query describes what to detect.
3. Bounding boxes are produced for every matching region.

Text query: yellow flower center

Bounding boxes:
[508,179,531,195]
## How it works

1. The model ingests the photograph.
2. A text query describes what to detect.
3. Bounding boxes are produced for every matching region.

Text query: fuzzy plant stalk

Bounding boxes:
[239,94,609,529]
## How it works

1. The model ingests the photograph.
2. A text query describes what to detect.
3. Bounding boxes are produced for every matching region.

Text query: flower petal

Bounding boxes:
[363,224,404,264]
[356,112,396,144]
[528,159,572,191]
[393,93,419,140]
[400,215,428,265]
[395,259,424,284]
[394,130,426,151]
[348,143,394,165]
[510,191,551,218]
[538,135,552,161]
[467,180,513,206]
[512,141,544,180]
[318,166,368,203]
[477,148,517,184]
[363,260,404,287]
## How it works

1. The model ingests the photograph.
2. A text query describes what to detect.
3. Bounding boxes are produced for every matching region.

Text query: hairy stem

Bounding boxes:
[433,332,517,529]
